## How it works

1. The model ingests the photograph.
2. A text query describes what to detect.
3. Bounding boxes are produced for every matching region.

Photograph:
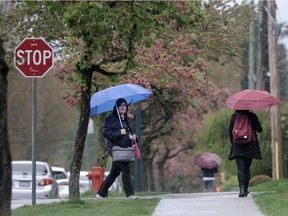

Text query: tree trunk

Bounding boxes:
[142,158,148,191]
[157,160,165,192]
[94,115,106,167]
[142,157,155,192]
[0,37,11,216]
[148,158,155,191]
[69,66,92,199]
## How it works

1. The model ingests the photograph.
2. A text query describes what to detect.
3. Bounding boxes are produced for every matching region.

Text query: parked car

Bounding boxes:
[11,160,59,199]
[51,166,69,198]
[67,171,91,193]
[79,171,92,193]
[51,166,68,180]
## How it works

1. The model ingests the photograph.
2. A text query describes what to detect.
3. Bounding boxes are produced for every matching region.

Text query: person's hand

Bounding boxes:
[132,134,137,140]
[120,128,126,135]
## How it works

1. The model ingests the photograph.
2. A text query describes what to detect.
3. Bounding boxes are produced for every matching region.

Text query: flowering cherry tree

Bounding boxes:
[122,31,226,190]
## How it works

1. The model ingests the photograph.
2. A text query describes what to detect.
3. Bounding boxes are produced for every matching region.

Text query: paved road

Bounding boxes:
[12,192,264,216]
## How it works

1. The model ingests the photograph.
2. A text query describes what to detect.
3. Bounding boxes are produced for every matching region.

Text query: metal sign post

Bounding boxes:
[31,78,36,205]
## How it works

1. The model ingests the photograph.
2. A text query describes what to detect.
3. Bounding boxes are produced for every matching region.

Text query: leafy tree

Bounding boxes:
[0,36,11,216]
[53,1,209,193]
[0,1,14,215]
[53,0,206,197]
[128,31,225,190]
[199,0,254,63]
[126,0,255,191]
[2,0,78,165]
[278,44,288,101]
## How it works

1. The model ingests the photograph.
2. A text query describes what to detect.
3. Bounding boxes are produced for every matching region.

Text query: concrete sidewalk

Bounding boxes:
[148,192,264,216]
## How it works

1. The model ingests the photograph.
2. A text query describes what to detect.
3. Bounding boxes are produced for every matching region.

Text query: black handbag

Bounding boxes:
[112,146,135,162]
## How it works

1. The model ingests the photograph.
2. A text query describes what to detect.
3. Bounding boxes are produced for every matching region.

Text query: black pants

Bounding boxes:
[97,161,134,197]
[235,156,252,188]
[203,180,214,192]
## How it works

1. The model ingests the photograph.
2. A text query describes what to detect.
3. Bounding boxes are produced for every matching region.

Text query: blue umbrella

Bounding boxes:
[90,84,152,116]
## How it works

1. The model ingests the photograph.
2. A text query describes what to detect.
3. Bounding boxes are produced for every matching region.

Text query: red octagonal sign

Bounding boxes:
[14,38,54,78]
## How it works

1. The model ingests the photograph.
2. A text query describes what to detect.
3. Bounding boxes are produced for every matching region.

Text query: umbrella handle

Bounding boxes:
[116,106,123,128]
[266,108,270,117]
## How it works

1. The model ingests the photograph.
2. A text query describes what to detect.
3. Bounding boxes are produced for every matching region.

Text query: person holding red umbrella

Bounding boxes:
[201,167,218,192]
[228,110,263,197]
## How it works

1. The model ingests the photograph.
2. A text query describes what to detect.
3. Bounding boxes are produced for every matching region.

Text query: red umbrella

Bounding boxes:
[225,89,280,110]
[194,152,222,169]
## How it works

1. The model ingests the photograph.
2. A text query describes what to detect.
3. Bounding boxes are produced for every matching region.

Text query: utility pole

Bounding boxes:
[248,0,255,89]
[135,105,142,191]
[256,0,266,90]
[267,0,283,179]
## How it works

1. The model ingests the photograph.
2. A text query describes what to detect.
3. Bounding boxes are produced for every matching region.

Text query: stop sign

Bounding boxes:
[14,38,54,78]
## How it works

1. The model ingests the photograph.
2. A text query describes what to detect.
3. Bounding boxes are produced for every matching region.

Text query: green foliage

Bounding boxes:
[197,109,234,175]
[278,44,288,101]
[200,0,254,62]
[220,175,238,192]
[281,103,288,161]
[63,2,168,53]
[249,175,272,186]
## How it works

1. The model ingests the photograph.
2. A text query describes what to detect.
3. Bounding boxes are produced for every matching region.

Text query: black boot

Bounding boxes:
[239,185,246,197]
[244,186,249,196]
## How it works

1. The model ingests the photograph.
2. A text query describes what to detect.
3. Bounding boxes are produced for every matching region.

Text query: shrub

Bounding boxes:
[220,175,238,191]
[249,175,272,186]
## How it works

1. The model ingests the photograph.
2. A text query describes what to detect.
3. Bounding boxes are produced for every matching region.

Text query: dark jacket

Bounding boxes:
[228,110,263,160]
[102,113,134,156]
[201,167,218,178]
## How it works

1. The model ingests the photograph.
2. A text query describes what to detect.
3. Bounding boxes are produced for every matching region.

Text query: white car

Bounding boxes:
[12,160,59,199]
[79,171,92,193]
[52,166,68,180]
[51,167,69,198]
[67,171,91,193]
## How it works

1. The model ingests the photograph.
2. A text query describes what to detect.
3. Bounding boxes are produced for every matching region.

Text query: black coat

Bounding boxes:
[102,113,134,156]
[201,167,218,177]
[228,111,263,160]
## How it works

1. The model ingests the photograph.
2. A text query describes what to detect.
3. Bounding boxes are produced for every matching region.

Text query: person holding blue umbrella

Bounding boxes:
[96,98,138,199]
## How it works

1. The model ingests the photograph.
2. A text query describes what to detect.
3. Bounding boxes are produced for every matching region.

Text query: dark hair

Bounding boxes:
[235,110,250,113]
[112,98,128,115]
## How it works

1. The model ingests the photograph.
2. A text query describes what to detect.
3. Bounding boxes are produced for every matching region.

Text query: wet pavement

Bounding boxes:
[149,192,264,216]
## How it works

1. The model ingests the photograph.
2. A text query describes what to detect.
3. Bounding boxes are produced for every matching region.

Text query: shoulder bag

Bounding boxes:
[112,146,135,162]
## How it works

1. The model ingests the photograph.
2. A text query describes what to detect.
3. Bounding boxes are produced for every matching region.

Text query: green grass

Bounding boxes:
[251,179,288,216]
[12,198,160,216]
[12,191,161,216]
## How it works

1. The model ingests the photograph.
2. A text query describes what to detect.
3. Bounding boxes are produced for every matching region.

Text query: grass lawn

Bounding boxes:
[251,179,288,216]
[11,192,161,216]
